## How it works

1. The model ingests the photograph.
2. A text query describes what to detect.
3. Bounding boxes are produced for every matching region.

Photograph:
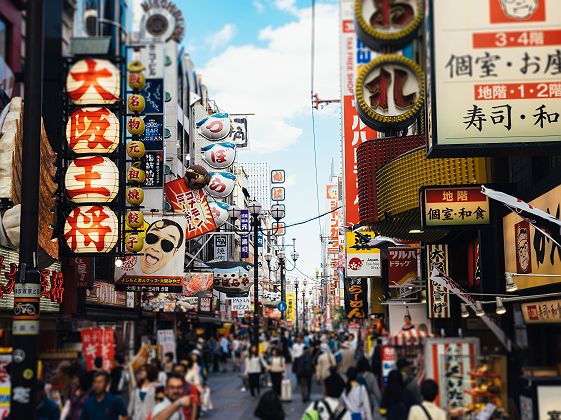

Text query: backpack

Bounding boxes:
[303,399,347,420]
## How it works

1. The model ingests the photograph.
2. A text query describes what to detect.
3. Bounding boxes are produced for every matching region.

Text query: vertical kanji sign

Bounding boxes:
[427,0,561,155]
[426,244,451,318]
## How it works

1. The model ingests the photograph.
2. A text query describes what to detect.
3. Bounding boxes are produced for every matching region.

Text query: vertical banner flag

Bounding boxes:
[286,291,296,322]
[326,184,340,254]
[157,330,176,361]
[80,327,115,371]
[340,0,377,225]
[240,210,250,259]
[344,277,368,319]
[426,244,451,318]
[387,248,418,288]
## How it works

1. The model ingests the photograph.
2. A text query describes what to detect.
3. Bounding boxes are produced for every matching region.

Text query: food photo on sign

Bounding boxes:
[115,215,186,289]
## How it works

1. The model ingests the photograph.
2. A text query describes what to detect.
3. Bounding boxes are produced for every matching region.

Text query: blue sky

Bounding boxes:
[178,0,342,279]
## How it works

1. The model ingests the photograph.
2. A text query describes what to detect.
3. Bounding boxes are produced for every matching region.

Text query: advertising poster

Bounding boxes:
[344,277,368,320]
[142,78,164,114]
[198,296,213,313]
[381,345,396,386]
[388,247,418,288]
[184,272,213,297]
[142,294,198,312]
[345,231,381,277]
[230,297,251,313]
[421,186,490,228]
[164,179,217,240]
[115,215,187,293]
[326,184,340,254]
[144,151,164,188]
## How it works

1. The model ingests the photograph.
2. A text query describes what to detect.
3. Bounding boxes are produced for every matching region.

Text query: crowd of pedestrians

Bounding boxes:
[33,330,450,420]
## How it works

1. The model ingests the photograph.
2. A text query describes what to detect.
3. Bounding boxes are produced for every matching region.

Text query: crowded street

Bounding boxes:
[1,0,561,419]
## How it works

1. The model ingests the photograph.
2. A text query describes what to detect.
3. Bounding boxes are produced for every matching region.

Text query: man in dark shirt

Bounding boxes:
[80,371,128,420]
[36,380,60,420]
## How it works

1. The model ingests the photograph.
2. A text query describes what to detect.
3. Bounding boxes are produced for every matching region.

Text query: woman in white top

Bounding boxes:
[268,347,286,395]
[341,367,373,420]
[245,345,267,398]
[128,364,159,420]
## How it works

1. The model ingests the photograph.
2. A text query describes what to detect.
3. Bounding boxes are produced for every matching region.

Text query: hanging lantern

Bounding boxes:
[127,162,146,184]
[204,172,236,198]
[66,58,120,105]
[128,60,145,73]
[201,142,237,169]
[184,164,211,190]
[127,117,145,135]
[127,140,145,158]
[125,233,144,252]
[126,187,144,205]
[128,94,145,113]
[65,156,119,203]
[126,210,144,229]
[66,107,120,154]
[128,72,145,90]
[209,201,229,228]
[64,205,119,253]
[196,113,232,140]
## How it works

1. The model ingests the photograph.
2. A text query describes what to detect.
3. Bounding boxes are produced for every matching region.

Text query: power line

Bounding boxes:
[260,205,342,231]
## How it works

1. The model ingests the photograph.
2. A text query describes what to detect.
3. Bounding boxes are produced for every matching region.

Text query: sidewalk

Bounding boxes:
[205,366,323,420]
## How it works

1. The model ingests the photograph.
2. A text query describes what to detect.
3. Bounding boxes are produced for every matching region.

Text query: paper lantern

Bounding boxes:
[125,233,144,252]
[127,162,146,184]
[201,142,236,169]
[127,140,145,158]
[184,165,211,190]
[208,201,229,228]
[204,172,236,199]
[126,187,144,205]
[128,60,145,73]
[127,117,145,135]
[128,94,145,113]
[126,210,144,229]
[66,107,120,154]
[128,72,145,90]
[64,205,118,253]
[196,113,231,140]
[66,58,120,105]
[65,156,119,203]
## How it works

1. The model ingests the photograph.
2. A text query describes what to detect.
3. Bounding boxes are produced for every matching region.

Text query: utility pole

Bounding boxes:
[11,0,44,416]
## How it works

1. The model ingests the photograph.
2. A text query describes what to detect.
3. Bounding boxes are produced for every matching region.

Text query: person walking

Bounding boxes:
[36,380,60,420]
[315,343,337,386]
[356,357,382,415]
[339,342,356,380]
[407,379,447,420]
[302,370,350,420]
[219,335,230,373]
[231,334,241,372]
[80,371,128,420]
[61,366,90,420]
[379,370,416,419]
[341,367,373,420]
[128,364,159,420]
[268,347,286,396]
[254,390,285,420]
[151,373,194,420]
[244,345,266,398]
[295,345,314,403]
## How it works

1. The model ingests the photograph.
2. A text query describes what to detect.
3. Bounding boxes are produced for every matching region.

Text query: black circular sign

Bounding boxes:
[146,14,169,37]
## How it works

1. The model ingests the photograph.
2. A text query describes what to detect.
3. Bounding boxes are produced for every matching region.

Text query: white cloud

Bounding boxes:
[284,174,297,187]
[205,24,237,51]
[274,0,298,14]
[200,3,339,153]
[253,0,265,13]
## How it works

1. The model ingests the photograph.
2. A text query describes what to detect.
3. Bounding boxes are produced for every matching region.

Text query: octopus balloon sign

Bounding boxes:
[201,142,236,169]
[196,113,232,141]
[204,172,236,199]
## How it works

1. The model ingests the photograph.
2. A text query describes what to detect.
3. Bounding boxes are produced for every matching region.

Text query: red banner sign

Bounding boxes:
[388,247,417,289]
[164,179,217,240]
[80,327,115,371]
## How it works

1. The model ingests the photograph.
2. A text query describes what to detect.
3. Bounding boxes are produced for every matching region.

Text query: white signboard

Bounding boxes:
[428,0,561,154]
[157,329,176,361]
[230,297,251,313]
[214,234,228,261]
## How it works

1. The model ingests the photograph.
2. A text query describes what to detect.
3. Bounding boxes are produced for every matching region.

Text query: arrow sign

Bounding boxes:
[277,301,287,312]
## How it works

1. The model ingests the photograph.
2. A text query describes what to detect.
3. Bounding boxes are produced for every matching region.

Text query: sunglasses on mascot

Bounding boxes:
[145,232,176,253]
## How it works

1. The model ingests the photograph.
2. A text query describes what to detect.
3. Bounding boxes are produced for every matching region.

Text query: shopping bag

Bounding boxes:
[280,378,292,402]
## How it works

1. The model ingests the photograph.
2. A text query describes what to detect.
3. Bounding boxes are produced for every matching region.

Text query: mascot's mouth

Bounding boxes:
[145,253,160,265]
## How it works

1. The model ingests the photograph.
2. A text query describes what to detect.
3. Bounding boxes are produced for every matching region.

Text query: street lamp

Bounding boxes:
[271,203,286,221]
[249,201,262,346]
[227,205,241,223]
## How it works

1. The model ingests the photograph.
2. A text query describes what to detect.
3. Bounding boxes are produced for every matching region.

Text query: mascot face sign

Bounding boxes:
[499,0,538,19]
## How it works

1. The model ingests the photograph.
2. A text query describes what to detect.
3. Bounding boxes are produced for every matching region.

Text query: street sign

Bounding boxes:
[277,301,287,312]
